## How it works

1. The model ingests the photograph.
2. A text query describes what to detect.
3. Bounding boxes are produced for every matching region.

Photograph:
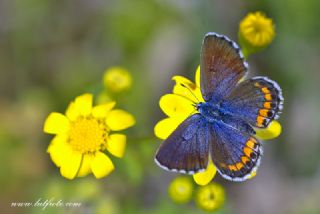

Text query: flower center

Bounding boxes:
[252,18,270,33]
[202,189,215,203]
[69,117,106,153]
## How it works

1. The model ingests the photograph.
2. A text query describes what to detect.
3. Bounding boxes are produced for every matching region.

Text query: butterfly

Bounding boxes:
[155,32,283,181]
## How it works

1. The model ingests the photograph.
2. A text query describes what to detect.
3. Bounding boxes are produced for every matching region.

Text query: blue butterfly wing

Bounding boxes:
[209,119,263,181]
[155,114,210,174]
[221,77,284,128]
[200,32,248,103]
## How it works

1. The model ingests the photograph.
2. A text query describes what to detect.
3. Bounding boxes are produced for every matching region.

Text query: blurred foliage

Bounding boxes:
[1,0,320,213]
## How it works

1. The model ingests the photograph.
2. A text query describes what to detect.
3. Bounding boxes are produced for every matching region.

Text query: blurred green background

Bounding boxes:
[1,0,320,213]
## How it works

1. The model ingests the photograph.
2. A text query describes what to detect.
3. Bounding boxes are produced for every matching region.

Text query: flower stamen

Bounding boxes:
[69,117,106,153]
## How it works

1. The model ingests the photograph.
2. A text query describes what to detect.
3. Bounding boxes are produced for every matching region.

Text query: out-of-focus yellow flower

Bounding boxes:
[103,67,132,93]
[74,179,101,201]
[96,195,120,214]
[168,176,193,204]
[239,11,275,56]
[43,93,135,179]
[195,183,225,212]
[154,66,282,184]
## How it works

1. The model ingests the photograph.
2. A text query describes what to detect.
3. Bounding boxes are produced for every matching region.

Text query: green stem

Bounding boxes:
[241,46,251,60]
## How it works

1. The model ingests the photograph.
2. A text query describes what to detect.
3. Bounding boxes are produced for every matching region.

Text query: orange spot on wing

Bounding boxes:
[261,87,270,94]
[236,162,244,170]
[244,147,252,157]
[256,116,265,126]
[259,109,269,117]
[246,139,255,149]
[264,102,271,109]
[241,156,250,163]
[228,165,237,171]
[265,94,272,101]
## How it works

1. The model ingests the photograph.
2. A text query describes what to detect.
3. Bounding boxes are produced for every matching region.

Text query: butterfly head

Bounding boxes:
[197,102,222,122]
[195,102,203,111]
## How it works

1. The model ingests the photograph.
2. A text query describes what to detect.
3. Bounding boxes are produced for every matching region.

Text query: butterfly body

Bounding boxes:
[197,102,223,122]
[155,32,283,182]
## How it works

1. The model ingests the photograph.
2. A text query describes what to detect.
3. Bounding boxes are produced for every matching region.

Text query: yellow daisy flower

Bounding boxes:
[168,176,193,204]
[103,67,132,93]
[195,183,225,212]
[154,67,282,185]
[239,11,275,56]
[43,93,135,179]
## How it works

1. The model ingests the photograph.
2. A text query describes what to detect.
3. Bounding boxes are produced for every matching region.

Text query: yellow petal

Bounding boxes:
[159,94,195,118]
[47,134,68,167]
[44,112,70,134]
[255,120,282,140]
[74,93,93,116]
[248,170,257,179]
[172,75,204,103]
[77,153,94,177]
[106,134,126,158]
[91,152,114,179]
[195,65,200,87]
[172,76,199,103]
[193,161,217,186]
[92,101,116,119]
[59,146,82,180]
[65,102,80,121]
[154,117,185,140]
[106,109,135,131]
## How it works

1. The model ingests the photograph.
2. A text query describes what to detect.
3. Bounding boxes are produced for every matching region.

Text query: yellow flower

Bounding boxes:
[239,11,275,56]
[43,93,135,179]
[255,120,282,140]
[195,183,225,212]
[103,67,132,93]
[168,176,193,204]
[154,67,282,185]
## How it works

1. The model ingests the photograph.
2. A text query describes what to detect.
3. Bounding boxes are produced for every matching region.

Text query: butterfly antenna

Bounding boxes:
[180,83,201,103]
